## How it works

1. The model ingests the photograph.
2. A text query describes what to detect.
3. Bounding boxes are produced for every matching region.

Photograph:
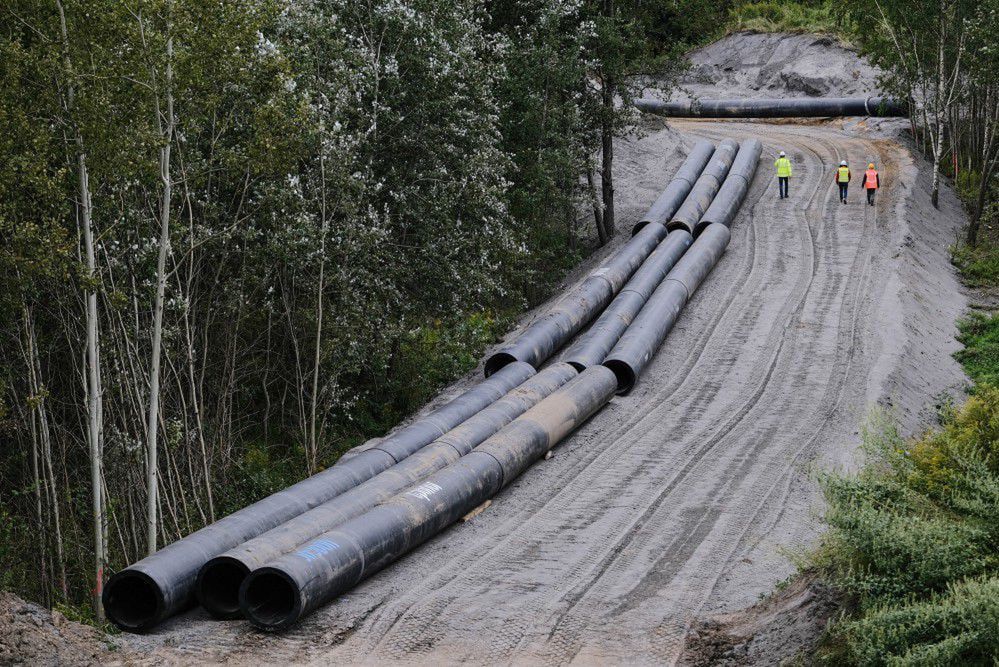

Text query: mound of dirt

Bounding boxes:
[679,572,843,666]
[0,592,127,666]
[662,31,882,101]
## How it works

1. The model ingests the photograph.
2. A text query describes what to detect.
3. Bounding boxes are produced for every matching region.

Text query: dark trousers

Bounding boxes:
[866,188,876,205]
[778,176,789,198]
[838,182,849,201]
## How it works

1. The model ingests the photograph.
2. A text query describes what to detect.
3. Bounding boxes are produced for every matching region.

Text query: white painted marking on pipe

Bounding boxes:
[406,481,444,502]
[295,538,340,562]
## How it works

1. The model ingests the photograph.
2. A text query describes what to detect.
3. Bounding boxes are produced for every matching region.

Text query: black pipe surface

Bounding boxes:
[102,361,534,631]
[632,140,715,236]
[483,224,667,376]
[562,231,692,370]
[635,96,907,118]
[196,364,576,618]
[604,223,731,394]
[239,366,617,631]
[694,138,762,236]
[667,139,739,235]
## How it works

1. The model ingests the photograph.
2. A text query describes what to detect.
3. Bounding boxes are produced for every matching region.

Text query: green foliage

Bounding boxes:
[817,394,999,665]
[955,312,999,387]
[951,242,999,287]
[726,1,847,37]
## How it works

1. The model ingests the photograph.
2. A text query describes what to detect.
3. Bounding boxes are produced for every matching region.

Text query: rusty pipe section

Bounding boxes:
[483,223,667,376]
[604,223,731,394]
[195,364,576,619]
[561,230,693,370]
[694,139,762,236]
[239,367,617,631]
[632,140,715,236]
[102,361,534,632]
[667,139,739,235]
[635,96,908,118]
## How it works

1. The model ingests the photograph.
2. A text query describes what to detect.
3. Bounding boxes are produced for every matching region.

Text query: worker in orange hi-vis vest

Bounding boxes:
[835,160,851,204]
[864,163,880,206]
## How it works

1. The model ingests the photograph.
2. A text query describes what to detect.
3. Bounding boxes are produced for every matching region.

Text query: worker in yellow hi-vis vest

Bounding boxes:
[835,160,851,204]
[774,151,792,199]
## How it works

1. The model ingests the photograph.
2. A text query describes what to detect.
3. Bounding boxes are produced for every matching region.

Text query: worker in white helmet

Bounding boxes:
[774,151,792,199]
[834,160,851,204]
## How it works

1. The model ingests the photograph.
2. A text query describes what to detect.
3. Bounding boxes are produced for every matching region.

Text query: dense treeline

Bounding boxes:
[0,0,717,620]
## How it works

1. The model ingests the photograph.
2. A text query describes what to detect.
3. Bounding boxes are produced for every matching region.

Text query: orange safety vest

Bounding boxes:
[864,169,879,189]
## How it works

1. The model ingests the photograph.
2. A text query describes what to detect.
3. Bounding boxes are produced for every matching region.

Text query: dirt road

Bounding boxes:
[117,115,968,665]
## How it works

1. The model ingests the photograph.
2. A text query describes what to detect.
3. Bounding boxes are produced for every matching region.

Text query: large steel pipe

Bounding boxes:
[102,361,534,631]
[632,140,715,236]
[604,223,731,394]
[483,223,667,376]
[694,139,762,236]
[562,231,693,370]
[667,139,739,235]
[195,364,577,618]
[635,96,907,118]
[239,367,617,631]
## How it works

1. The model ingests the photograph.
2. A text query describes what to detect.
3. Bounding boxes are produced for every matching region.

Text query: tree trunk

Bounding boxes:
[600,73,616,239]
[146,17,174,556]
[586,166,607,246]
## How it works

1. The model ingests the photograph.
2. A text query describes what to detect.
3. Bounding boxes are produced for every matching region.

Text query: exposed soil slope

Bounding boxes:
[11,31,968,666]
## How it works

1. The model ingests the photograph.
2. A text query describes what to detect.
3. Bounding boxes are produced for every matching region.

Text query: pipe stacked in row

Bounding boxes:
[631,140,714,235]
[635,96,908,119]
[106,137,760,633]
[483,143,720,377]
[604,139,761,393]
[695,139,763,235]
[102,361,534,631]
[668,139,739,235]
[238,138,760,631]
[239,365,618,631]
[195,364,578,618]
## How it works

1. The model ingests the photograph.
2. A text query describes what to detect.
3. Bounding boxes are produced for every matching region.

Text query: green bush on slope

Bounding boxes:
[817,392,999,665]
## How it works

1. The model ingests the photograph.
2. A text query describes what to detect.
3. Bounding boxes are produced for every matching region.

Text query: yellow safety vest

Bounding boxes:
[775,157,792,177]
[837,166,851,183]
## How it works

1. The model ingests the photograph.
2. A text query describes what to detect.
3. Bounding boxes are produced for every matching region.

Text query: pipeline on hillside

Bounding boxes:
[562,231,692,371]
[483,142,720,377]
[632,140,714,236]
[634,96,907,119]
[102,361,534,631]
[668,139,739,235]
[195,364,577,619]
[239,366,618,631]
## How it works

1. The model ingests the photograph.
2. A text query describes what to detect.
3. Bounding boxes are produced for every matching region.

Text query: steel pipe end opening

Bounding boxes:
[240,568,303,632]
[484,352,517,377]
[631,220,651,236]
[197,557,251,619]
[665,220,688,234]
[603,359,636,395]
[102,570,165,632]
[566,360,588,373]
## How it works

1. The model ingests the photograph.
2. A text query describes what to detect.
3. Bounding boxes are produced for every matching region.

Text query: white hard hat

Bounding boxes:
[779,151,786,157]
[840,160,847,166]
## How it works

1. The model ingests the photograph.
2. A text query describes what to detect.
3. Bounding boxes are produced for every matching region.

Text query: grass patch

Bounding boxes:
[956,312,999,388]
[814,399,999,664]
[726,1,849,38]
[951,242,999,288]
